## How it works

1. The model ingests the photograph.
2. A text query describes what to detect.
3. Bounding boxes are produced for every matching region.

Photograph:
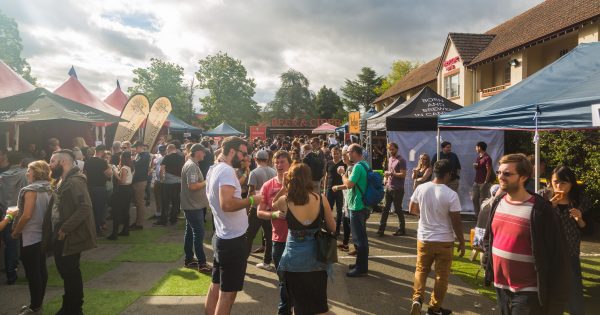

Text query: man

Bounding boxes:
[328,134,338,146]
[155,144,185,226]
[483,154,569,314]
[111,141,122,166]
[181,144,211,273]
[46,138,61,161]
[0,151,28,284]
[324,146,345,237]
[246,150,276,271]
[472,141,493,218]
[432,141,461,192]
[150,145,166,220]
[257,150,292,314]
[338,144,369,277]
[131,141,150,230]
[42,150,96,314]
[377,142,407,237]
[205,136,262,315]
[409,160,465,315]
[83,144,113,235]
[303,137,327,192]
[199,140,215,178]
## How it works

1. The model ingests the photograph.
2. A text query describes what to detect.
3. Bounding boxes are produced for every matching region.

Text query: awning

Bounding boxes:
[312,122,337,134]
[204,122,243,136]
[54,68,121,117]
[168,113,202,135]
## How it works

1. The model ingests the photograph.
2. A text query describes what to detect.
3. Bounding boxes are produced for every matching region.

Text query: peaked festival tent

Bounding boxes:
[167,113,202,135]
[367,86,462,131]
[104,80,128,113]
[203,122,243,137]
[312,122,337,134]
[0,60,35,99]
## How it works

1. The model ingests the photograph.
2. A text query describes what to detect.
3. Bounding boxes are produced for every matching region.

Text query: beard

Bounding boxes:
[50,165,64,180]
[231,155,242,168]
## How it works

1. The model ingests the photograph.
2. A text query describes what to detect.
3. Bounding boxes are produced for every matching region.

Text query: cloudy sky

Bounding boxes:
[1,0,542,110]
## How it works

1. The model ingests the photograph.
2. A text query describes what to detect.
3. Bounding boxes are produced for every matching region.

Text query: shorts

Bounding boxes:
[211,234,248,292]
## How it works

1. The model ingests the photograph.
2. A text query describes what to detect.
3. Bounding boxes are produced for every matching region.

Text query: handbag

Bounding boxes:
[314,196,338,264]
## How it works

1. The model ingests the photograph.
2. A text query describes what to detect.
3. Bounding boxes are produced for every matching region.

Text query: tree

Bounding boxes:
[340,67,383,112]
[315,85,344,120]
[0,10,36,84]
[266,69,315,120]
[195,52,260,133]
[129,58,193,122]
[375,60,421,95]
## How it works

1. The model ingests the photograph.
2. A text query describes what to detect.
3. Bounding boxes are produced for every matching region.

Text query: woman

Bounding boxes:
[236,155,251,199]
[332,149,353,253]
[541,166,588,315]
[412,153,432,189]
[10,160,52,315]
[72,147,85,169]
[108,151,134,240]
[290,149,302,165]
[273,163,335,315]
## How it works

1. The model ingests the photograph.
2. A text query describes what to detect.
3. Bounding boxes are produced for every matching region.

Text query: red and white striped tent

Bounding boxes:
[311,122,338,134]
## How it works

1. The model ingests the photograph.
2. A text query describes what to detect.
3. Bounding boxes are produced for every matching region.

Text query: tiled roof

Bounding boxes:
[373,57,439,104]
[469,0,600,65]
[447,33,496,65]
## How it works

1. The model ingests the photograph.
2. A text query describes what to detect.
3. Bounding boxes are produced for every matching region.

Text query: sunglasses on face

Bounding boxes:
[496,170,517,177]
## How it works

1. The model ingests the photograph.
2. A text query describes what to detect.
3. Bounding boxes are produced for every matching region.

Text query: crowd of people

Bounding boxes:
[0,132,591,315]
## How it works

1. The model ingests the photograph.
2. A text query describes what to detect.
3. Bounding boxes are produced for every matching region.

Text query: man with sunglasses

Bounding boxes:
[206,136,262,315]
[483,154,569,315]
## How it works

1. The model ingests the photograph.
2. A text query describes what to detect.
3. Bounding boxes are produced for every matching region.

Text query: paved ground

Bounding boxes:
[2,201,598,314]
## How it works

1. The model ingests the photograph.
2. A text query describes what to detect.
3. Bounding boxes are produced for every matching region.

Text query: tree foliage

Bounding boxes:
[340,67,383,112]
[315,85,344,120]
[374,60,421,95]
[129,58,193,122]
[195,52,260,133]
[266,69,315,120]
[0,10,36,84]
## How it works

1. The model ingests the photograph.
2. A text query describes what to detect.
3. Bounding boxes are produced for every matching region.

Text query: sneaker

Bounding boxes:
[256,263,275,271]
[376,229,385,237]
[410,299,422,315]
[392,229,406,236]
[18,306,41,315]
[198,263,212,274]
[426,307,452,315]
[337,244,349,251]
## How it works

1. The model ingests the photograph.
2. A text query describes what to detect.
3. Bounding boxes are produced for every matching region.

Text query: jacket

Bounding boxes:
[483,192,570,314]
[0,166,28,213]
[42,167,97,256]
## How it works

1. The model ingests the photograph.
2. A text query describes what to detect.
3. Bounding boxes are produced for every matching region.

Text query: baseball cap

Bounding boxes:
[255,150,269,160]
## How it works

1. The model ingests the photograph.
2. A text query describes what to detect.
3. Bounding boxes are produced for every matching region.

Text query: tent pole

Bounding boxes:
[534,133,540,192]
[436,127,440,160]
[15,123,20,151]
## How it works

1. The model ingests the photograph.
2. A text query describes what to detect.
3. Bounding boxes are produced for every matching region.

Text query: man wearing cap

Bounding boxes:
[245,150,276,270]
[131,141,150,230]
[181,144,211,273]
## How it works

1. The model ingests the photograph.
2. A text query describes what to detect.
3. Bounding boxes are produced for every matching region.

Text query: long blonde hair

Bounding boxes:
[416,153,431,171]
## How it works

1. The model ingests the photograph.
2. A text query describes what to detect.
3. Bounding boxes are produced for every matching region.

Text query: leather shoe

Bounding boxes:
[346,269,367,277]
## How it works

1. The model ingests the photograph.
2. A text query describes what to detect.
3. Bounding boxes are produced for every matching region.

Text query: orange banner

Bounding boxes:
[113,94,150,143]
[143,97,172,147]
[348,111,360,134]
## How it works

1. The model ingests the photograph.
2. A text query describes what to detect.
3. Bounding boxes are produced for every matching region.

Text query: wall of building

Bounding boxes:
[438,40,468,105]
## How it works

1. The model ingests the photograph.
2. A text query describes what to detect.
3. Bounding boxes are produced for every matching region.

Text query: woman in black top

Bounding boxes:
[108,152,134,240]
[324,146,345,237]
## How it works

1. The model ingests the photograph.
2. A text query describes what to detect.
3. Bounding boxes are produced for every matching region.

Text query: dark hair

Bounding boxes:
[273,150,292,164]
[441,141,451,149]
[387,142,398,149]
[433,160,452,179]
[120,151,134,170]
[221,136,248,156]
[476,141,487,151]
[552,166,582,208]
[95,144,106,152]
[286,163,313,205]
[7,151,24,166]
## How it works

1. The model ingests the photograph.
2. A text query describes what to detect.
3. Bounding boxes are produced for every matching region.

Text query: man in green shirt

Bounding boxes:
[339,144,369,277]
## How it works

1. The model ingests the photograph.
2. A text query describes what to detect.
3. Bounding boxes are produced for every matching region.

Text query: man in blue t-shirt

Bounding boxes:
[338,143,369,277]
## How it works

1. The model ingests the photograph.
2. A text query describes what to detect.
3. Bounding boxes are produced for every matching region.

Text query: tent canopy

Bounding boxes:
[104,80,128,113]
[438,42,600,130]
[168,113,202,135]
[0,60,35,99]
[0,88,124,123]
[335,122,348,133]
[54,69,121,117]
[204,122,243,136]
[367,86,462,131]
[312,122,337,134]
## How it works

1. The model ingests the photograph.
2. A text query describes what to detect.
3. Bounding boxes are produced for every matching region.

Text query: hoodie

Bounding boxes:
[0,166,28,214]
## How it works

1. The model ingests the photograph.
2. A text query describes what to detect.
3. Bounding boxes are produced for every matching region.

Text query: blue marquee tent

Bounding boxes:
[203,122,243,137]
[438,42,600,130]
[168,113,202,135]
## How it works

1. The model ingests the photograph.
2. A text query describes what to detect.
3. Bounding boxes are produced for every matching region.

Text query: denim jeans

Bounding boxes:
[273,241,291,315]
[496,288,543,315]
[89,186,108,233]
[184,209,207,264]
[379,188,405,232]
[569,255,585,315]
[1,221,18,283]
[326,188,344,235]
[349,209,369,273]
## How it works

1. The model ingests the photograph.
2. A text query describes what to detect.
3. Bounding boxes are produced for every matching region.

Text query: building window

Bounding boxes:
[504,64,511,84]
[444,73,460,98]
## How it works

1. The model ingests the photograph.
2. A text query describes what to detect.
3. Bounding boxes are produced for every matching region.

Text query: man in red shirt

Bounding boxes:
[472,141,493,218]
[257,150,292,315]
[483,154,569,315]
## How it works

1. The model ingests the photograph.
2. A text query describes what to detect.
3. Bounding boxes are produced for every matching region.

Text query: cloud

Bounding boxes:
[1,0,543,112]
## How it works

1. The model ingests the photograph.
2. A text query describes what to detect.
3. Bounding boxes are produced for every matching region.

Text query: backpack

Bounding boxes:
[304,152,324,180]
[354,161,384,208]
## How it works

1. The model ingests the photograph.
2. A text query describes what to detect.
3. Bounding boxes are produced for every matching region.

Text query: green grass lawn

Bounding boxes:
[97,228,169,244]
[42,288,141,315]
[17,261,119,287]
[113,243,182,262]
[146,267,212,296]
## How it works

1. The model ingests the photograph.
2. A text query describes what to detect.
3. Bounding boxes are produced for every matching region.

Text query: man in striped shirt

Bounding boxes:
[483,154,570,315]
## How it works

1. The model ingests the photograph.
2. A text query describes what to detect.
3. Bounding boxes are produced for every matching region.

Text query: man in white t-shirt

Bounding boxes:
[205,136,263,315]
[408,159,465,315]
